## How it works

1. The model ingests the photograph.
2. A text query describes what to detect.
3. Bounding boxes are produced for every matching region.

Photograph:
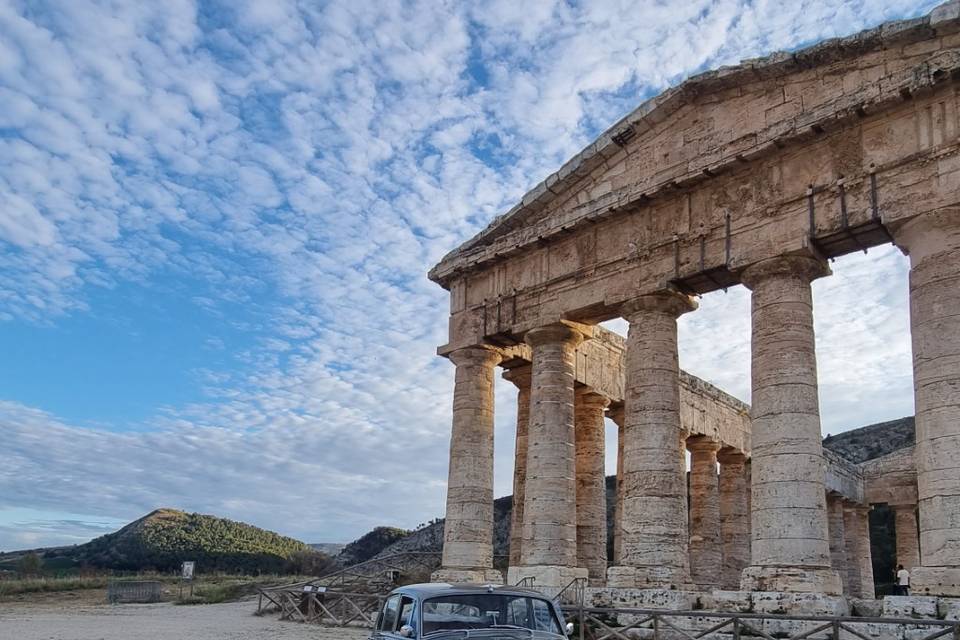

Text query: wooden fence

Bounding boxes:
[107,580,163,604]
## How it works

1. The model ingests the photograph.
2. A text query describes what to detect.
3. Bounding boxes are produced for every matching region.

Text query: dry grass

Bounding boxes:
[0,576,109,596]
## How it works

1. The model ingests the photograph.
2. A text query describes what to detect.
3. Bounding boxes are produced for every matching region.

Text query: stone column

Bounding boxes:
[718,450,750,590]
[504,365,532,569]
[843,504,875,599]
[893,504,920,572]
[575,388,610,585]
[433,346,503,583]
[608,405,625,565]
[739,255,842,595]
[827,495,848,592]
[891,211,960,596]
[509,323,590,587]
[688,436,722,590]
[607,290,696,589]
[842,503,862,597]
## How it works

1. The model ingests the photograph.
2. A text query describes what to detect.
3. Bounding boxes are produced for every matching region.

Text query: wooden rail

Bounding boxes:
[563,607,960,640]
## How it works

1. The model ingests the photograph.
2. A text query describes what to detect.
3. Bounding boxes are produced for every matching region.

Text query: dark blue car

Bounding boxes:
[369,583,572,639]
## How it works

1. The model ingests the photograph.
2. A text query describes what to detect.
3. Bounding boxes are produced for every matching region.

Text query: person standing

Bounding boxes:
[895,564,910,595]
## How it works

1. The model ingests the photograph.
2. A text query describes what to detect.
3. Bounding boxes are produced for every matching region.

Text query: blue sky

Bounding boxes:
[0,0,935,550]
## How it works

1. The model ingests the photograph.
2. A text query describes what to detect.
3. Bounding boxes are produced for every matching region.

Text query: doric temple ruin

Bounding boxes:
[427,1,960,609]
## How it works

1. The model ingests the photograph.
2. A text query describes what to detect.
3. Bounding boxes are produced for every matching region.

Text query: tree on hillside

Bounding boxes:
[285,550,336,576]
[17,552,43,577]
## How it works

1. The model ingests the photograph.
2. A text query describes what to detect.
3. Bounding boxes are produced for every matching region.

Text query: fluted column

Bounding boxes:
[433,346,503,583]
[688,436,722,589]
[843,504,875,599]
[607,290,696,589]
[509,323,590,587]
[504,365,532,569]
[575,388,610,585]
[891,211,960,596]
[893,504,920,572]
[739,255,841,594]
[827,495,849,592]
[718,450,750,590]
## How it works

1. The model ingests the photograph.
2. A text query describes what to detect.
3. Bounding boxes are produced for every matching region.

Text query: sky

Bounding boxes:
[0,0,935,551]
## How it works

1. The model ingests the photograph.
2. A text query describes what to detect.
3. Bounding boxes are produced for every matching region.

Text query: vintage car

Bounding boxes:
[369,582,573,639]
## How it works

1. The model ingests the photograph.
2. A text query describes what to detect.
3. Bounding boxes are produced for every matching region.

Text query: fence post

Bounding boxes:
[579,600,585,640]
[832,619,840,640]
[733,617,740,640]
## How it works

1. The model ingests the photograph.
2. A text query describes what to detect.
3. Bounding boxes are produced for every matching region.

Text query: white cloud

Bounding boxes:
[0,0,935,547]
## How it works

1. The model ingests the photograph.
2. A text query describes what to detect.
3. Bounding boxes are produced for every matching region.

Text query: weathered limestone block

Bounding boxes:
[434,347,502,582]
[688,436,722,590]
[891,211,960,596]
[575,388,610,586]
[513,322,589,587]
[882,596,940,619]
[587,587,697,611]
[750,591,850,616]
[894,505,921,572]
[504,365,532,568]
[938,597,960,620]
[739,256,841,595]
[827,495,849,590]
[718,450,750,590]
[608,291,696,589]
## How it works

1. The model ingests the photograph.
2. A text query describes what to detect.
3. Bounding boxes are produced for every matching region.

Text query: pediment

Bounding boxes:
[429,2,960,286]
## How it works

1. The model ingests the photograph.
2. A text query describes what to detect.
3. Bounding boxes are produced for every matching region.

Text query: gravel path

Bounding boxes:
[0,598,371,640]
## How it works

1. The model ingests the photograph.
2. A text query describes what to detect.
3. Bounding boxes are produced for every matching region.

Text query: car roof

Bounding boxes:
[387,583,554,600]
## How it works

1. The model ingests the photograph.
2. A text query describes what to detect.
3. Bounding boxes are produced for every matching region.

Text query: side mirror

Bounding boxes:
[565,621,575,635]
[399,624,415,638]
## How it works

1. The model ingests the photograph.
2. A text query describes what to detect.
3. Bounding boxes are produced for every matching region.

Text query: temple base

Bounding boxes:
[740,566,843,595]
[506,565,588,590]
[606,564,695,591]
[910,567,960,597]
[430,567,504,585]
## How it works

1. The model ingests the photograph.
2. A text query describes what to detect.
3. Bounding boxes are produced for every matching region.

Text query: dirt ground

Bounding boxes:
[0,594,370,640]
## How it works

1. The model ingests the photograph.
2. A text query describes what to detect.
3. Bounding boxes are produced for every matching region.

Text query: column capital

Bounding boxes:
[717,448,748,466]
[606,403,625,427]
[620,290,697,323]
[842,501,872,515]
[502,364,532,389]
[889,210,960,263]
[524,321,590,348]
[448,345,502,368]
[686,435,722,454]
[575,386,611,411]
[739,255,830,290]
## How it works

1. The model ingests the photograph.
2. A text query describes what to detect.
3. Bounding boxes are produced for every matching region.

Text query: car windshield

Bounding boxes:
[421,593,564,637]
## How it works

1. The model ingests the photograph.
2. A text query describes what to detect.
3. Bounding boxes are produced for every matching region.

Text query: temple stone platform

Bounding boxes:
[578,589,960,640]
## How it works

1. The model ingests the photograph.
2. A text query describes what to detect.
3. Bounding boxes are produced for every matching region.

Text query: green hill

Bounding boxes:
[30,508,313,574]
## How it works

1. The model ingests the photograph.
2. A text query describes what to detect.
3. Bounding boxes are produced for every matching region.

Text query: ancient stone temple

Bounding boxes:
[428,2,960,605]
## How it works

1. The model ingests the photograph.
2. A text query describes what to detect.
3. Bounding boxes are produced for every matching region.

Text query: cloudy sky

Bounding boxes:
[0,0,933,551]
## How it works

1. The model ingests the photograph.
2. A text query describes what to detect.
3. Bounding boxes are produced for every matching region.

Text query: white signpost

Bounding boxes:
[179,561,196,599]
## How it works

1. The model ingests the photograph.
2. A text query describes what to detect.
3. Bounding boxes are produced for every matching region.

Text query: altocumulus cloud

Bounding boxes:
[0,0,932,548]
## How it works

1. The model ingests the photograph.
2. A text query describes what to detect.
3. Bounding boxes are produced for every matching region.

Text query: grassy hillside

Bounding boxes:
[17,509,315,574]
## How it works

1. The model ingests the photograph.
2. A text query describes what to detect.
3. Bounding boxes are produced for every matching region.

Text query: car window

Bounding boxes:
[398,596,415,629]
[421,593,562,635]
[506,596,531,627]
[532,598,560,632]
[379,595,401,631]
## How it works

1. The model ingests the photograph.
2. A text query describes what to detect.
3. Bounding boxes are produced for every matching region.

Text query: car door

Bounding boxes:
[373,594,418,638]
[372,594,402,639]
